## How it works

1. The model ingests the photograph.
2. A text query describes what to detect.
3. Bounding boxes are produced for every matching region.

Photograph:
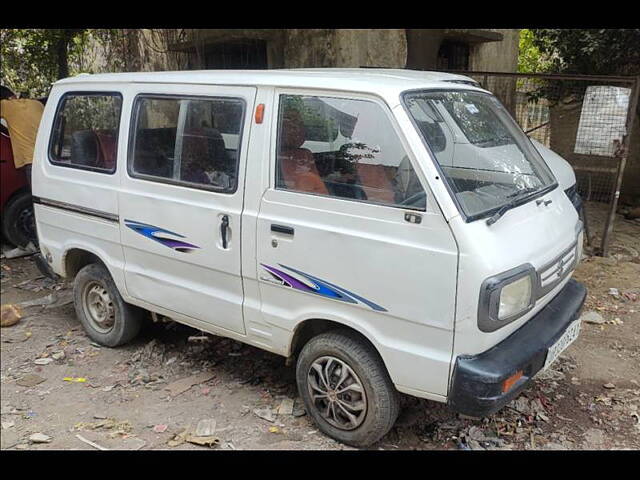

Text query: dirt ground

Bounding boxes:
[1,202,639,451]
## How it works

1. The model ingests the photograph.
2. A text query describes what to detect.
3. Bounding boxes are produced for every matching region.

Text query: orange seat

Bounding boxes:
[278,110,328,195]
[356,163,396,204]
[94,130,117,170]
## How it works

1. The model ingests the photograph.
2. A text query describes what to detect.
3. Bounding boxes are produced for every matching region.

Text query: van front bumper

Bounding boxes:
[447,278,587,418]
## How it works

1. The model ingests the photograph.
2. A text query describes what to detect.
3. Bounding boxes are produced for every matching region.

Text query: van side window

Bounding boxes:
[49,93,122,173]
[276,94,426,209]
[129,96,244,193]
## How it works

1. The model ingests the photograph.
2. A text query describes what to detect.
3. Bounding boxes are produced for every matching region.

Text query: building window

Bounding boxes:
[437,41,470,71]
[191,39,268,70]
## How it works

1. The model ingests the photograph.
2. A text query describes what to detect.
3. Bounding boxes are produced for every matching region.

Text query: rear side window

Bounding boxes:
[49,93,122,173]
[129,95,245,193]
[276,94,426,209]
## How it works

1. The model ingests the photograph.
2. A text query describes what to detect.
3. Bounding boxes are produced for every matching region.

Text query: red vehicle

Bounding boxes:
[1,130,36,247]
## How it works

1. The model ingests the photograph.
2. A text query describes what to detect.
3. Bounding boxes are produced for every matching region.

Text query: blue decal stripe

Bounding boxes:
[280,264,387,312]
[260,264,387,312]
[124,220,199,251]
[277,264,356,304]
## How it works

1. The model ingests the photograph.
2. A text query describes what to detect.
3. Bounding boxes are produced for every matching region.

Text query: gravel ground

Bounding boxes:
[1,203,639,451]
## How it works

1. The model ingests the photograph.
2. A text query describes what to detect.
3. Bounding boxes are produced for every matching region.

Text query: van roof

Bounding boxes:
[54,68,483,103]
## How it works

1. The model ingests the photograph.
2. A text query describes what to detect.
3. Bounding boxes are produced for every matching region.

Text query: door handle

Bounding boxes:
[220,215,229,249]
[271,224,294,236]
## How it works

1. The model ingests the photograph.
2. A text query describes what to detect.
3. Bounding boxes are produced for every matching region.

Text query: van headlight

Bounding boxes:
[478,264,536,332]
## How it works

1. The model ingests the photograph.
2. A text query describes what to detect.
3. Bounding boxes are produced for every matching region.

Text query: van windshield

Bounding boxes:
[403,90,556,220]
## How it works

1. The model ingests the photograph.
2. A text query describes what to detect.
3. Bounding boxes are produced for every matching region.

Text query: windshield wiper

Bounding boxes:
[486,188,538,226]
[506,186,538,198]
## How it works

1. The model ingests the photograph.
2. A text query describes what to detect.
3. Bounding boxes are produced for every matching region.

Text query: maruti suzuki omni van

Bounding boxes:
[32,69,586,447]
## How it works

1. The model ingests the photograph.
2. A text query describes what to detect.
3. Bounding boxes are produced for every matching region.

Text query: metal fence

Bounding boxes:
[446,71,640,256]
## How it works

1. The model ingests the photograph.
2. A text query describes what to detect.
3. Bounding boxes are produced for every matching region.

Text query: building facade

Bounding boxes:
[132,29,520,73]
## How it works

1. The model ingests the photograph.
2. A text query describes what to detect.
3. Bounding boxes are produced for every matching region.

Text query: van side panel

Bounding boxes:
[117,84,256,336]
[32,85,126,292]
[255,89,459,397]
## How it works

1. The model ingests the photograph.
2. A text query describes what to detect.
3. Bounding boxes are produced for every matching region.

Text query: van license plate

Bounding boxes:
[543,320,581,371]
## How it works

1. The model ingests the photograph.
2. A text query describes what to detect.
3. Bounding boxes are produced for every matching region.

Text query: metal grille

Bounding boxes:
[537,240,578,298]
[445,71,640,256]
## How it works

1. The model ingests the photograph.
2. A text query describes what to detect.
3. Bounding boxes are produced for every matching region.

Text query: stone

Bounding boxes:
[16,374,46,387]
[0,304,22,328]
[51,351,65,360]
[581,311,605,325]
[29,433,52,443]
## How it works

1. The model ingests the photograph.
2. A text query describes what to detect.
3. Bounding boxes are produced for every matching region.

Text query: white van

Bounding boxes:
[32,69,586,447]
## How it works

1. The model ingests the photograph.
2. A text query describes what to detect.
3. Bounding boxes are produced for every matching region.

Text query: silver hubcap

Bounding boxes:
[307,356,367,430]
[82,281,115,333]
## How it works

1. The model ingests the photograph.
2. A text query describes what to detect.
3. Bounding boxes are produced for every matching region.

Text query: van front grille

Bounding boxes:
[536,241,578,298]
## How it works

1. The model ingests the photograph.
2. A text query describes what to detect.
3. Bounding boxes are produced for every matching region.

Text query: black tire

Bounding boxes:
[2,192,37,248]
[73,263,143,347]
[296,329,400,447]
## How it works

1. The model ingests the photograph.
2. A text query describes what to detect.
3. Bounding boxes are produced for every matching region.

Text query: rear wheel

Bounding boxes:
[73,263,143,347]
[296,330,400,447]
[2,192,37,248]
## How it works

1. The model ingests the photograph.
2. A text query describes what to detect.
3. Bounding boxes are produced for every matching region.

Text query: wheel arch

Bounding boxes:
[288,316,387,368]
[62,247,110,280]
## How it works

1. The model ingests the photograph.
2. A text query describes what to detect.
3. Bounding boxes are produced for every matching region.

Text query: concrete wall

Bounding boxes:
[469,29,520,72]
[282,29,407,68]
[131,28,520,74]
[406,30,445,70]
[405,29,520,72]
[469,29,520,117]
[281,30,337,68]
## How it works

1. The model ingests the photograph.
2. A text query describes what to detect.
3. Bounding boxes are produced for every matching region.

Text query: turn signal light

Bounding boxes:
[255,103,265,124]
[502,370,523,393]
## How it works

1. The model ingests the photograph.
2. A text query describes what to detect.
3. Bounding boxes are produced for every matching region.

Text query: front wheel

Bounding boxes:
[296,330,400,447]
